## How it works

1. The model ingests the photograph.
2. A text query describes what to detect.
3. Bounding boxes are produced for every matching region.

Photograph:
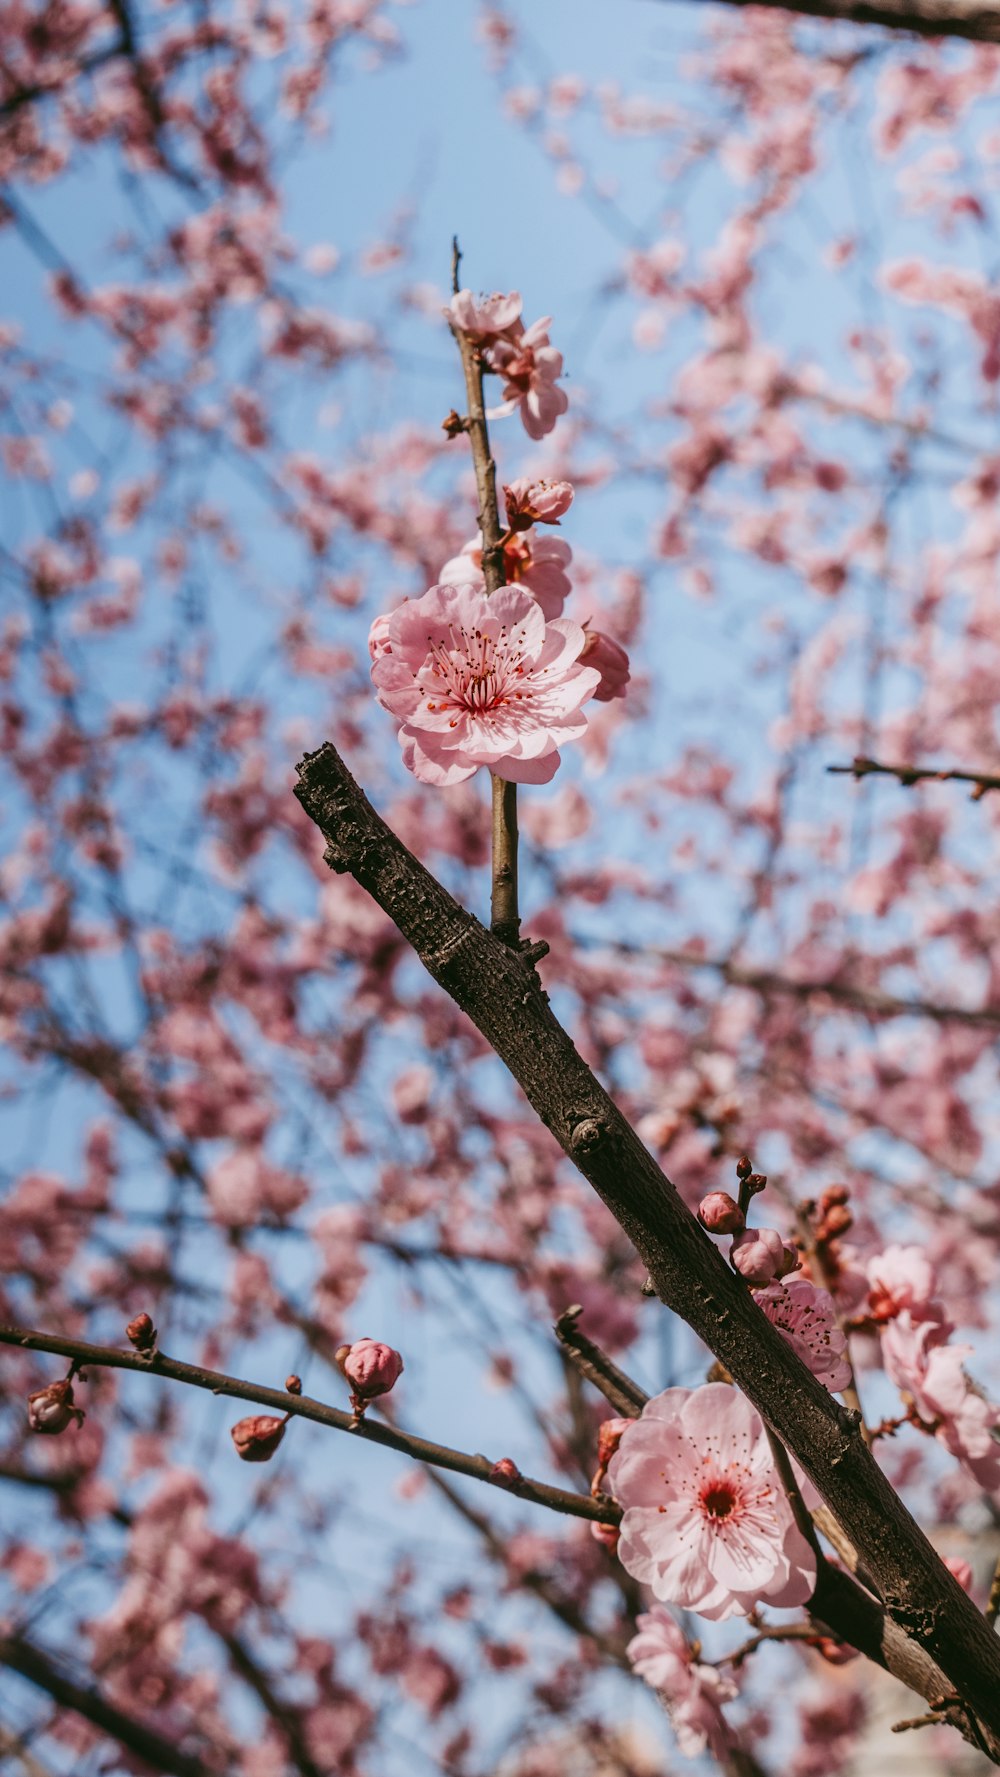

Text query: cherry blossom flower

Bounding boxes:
[755,1279,852,1392]
[882,1311,1000,1491]
[438,531,573,619]
[626,1605,737,1760]
[503,477,574,529]
[607,1384,817,1619]
[371,582,600,786]
[447,289,523,339]
[487,317,569,440]
[865,1244,939,1323]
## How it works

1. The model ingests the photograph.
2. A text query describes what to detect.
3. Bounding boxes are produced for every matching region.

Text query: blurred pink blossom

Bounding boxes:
[626,1604,737,1759]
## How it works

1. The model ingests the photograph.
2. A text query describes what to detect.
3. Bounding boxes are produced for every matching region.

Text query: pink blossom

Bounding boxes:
[608,1385,817,1619]
[371,582,600,786]
[447,289,522,339]
[731,1225,798,1285]
[338,1337,403,1405]
[626,1605,736,1760]
[882,1312,1000,1491]
[487,317,569,440]
[698,1191,745,1235]
[503,477,574,530]
[439,532,573,620]
[755,1279,852,1393]
[865,1244,939,1323]
[944,1555,973,1592]
[580,627,631,703]
[231,1414,288,1463]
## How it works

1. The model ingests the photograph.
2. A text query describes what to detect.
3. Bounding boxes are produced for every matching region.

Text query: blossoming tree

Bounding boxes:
[4,2,1000,1775]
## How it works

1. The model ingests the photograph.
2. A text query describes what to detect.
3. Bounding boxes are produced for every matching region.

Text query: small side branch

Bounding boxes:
[554,1305,650,1417]
[829,755,1000,800]
[0,1324,617,1526]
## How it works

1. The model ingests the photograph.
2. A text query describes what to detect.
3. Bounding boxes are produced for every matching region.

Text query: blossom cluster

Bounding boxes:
[864,1245,1000,1492]
[447,289,568,440]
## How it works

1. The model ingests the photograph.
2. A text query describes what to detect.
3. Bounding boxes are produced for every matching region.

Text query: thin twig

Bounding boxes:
[554,1305,649,1418]
[0,1325,617,1526]
[447,236,520,947]
[829,755,1000,800]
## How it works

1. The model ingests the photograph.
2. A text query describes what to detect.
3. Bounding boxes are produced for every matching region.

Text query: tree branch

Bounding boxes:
[674,0,1000,45]
[0,1325,614,1526]
[293,737,1000,1752]
[829,755,1000,798]
[0,1633,219,1777]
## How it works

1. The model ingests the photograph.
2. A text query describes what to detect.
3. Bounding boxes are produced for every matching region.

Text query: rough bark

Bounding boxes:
[294,739,1000,1751]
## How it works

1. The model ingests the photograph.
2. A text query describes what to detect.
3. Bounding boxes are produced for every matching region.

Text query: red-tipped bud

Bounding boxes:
[285,1374,302,1395]
[126,1312,157,1351]
[698,1191,745,1236]
[820,1203,853,1239]
[596,1416,633,1469]
[590,1520,620,1552]
[27,1379,84,1435]
[821,1184,850,1209]
[503,477,574,531]
[736,1155,753,1180]
[489,1457,522,1490]
[230,1414,287,1463]
[340,1338,404,1409]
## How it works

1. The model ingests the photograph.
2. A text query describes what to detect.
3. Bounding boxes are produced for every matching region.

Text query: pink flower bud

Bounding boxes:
[580,626,630,703]
[230,1414,287,1463]
[490,1457,522,1490]
[339,1337,404,1409]
[698,1192,745,1236]
[126,1311,157,1351]
[285,1374,302,1395]
[813,1636,860,1665]
[503,477,574,531]
[731,1226,799,1286]
[590,1520,620,1551]
[596,1416,633,1469]
[944,1555,974,1592]
[27,1379,84,1435]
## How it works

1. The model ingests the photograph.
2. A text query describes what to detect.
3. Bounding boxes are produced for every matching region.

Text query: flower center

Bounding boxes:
[701,1481,737,1521]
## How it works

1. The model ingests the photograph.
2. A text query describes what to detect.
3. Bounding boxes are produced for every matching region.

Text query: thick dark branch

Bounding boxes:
[0,1325,613,1526]
[676,0,1000,44]
[0,1634,218,1777]
[829,754,1000,798]
[294,739,1000,1752]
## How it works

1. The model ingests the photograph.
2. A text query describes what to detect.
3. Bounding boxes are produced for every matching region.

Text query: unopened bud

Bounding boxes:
[821,1184,850,1208]
[736,1155,753,1180]
[339,1337,404,1411]
[731,1226,798,1286]
[813,1636,860,1665]
[285,1374,302,1395]
[230,1414,287,1463]
[27,1379,84,1435]
[126,1312,157,1352]
[698,1191,745,1236]
[489,1457,522,1490]
[442,409,467,439]
[820,1203,853,1238]
[596,1416,632,1469]
[590,1520,620,1552]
